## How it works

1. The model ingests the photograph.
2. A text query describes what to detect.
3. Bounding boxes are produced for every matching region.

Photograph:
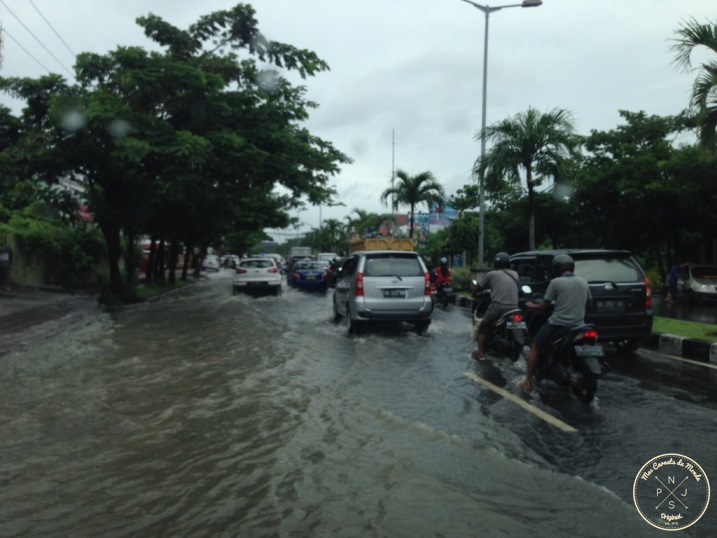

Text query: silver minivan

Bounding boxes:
[333,250,434,335]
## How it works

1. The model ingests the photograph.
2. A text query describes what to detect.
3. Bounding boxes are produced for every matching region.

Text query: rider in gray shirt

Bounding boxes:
[520,254,592,392]
[472,252,520,361]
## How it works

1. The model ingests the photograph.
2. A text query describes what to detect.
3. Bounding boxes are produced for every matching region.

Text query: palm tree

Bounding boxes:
[380,169,445,240]
[474,106,579,250]
[321,218,346,252]
[672,18,717,149]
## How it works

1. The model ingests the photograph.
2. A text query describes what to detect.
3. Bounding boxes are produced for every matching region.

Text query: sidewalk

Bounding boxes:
[0,284,100,357]
[453,296,717,364]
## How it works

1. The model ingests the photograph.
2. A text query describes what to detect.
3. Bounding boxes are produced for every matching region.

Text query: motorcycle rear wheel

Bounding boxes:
[571,364,597,404]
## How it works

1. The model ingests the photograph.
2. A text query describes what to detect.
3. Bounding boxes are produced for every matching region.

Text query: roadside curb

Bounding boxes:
[642,332,717,363]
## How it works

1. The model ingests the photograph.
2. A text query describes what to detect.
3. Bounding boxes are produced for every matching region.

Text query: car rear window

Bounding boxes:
[241,259,274,269]
[297,262,323,270]
[364,254,424,277]
[692,266,717,280]
[574,257,642,283]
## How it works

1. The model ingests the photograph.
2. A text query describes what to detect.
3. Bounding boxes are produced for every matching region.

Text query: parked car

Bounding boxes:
[333,250,433,335]
[292,260,328,292]
[675,263,717,303]
[510,249,653,355]
[233,257,282,296]
[201,254,221,272]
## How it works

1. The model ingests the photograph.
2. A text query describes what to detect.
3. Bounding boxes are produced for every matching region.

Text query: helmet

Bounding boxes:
[440,257,448,266]
[493,252,510,269]
[552,254,575,275]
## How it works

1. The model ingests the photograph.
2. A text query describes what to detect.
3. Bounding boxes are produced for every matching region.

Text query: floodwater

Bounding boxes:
[0,274,714,537]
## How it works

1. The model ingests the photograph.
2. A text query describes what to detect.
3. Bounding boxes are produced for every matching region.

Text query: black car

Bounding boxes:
[510,249,653,355]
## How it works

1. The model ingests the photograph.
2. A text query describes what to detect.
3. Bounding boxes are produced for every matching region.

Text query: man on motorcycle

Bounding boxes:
[434,257,451,291]
[471,252,520,361]
[519,254,592,392]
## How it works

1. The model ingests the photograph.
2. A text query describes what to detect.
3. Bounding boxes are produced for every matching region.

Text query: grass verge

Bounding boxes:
[653,316,717,342]
[135,279,194,301]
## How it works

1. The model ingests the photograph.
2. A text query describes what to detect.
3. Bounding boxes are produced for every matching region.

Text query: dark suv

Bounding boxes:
[510,249,653,355]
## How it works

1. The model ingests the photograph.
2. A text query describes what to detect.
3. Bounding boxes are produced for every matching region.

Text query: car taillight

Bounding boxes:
[644,277,652,309]
[268,267,279,273]
[424,273,432,296]
[236,267,247,274]
[321,272,327,279]
[355,272,364,296]
[512,313,523,322]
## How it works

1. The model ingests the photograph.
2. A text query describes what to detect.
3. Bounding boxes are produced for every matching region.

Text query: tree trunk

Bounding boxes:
[527,183,536,250]
[100,221,124,299]
[168,239,178,284]
[146,237,157,284]
[181,243,191,281]
[124,228,136,285]
[409,205,415,240]
[155,241,166,284]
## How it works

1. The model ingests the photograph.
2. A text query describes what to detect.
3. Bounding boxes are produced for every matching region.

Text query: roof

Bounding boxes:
[511,249,633,257]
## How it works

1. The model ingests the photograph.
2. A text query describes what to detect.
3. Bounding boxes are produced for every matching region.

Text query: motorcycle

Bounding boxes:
[435,281,454,310]
[471,286,528,361]
[522,288,609,404]
[326,262,340,288]
[532,322,609,404]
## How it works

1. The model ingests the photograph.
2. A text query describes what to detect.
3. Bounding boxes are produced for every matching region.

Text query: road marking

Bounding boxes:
[664,354,717,370]
[464,371,578,433]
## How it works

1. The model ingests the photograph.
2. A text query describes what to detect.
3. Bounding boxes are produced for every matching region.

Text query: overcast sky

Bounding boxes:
[1,0,714,241]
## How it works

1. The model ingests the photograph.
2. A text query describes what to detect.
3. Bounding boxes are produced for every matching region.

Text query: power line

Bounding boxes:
[2,27,52,74]
[28,0,76,57]
[0,0,73,77]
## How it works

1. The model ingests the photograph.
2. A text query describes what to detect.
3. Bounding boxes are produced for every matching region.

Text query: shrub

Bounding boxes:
[0,214,106,289]
[450,266,473,292]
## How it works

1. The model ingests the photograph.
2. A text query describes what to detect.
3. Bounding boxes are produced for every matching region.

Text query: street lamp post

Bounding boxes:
[459,0,542,268]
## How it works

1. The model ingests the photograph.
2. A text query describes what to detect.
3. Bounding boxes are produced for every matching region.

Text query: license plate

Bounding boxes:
[383,289,406,298]
[506,321,527,330]
[575,344,604,357]
[247,281,265,287]
[596,300,625,312]
[306,275,315,280]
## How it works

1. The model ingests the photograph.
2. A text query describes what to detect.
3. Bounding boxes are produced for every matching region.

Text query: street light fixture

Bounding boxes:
[459,0,542,268]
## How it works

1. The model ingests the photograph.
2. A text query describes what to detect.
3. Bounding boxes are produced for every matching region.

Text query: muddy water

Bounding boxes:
[0,275,693,536]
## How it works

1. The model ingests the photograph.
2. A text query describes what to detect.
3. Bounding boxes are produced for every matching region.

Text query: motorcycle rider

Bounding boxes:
[519,254,592,392]
[434,257,452,294]
[471,252,520,361]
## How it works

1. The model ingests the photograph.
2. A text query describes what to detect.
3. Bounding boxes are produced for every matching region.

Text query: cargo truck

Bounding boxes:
[348,238,414,253]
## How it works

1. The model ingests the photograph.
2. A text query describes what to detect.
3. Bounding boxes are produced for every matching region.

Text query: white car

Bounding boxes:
[233,257,282,296]
[201,254,221,272]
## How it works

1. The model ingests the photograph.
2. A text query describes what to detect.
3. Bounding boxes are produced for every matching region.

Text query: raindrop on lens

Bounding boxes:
[61,110,85,132]
[108,119,132,138]
[256,70,280,93]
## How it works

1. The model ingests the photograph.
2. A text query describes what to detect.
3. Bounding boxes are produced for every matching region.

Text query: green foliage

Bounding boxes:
[450,267,473,293]
[0,215,106,289]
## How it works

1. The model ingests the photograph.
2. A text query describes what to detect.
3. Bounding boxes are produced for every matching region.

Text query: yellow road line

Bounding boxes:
[464,371,578,433]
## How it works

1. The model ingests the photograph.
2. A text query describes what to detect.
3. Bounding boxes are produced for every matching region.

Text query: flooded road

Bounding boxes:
[1,273,715,537]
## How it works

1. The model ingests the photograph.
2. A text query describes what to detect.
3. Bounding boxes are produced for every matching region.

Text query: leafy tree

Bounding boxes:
[1,4,350,299]
[379,169,444,240]
[475,106,580,249]
[672,17,717,148]
[572,111,699,277]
